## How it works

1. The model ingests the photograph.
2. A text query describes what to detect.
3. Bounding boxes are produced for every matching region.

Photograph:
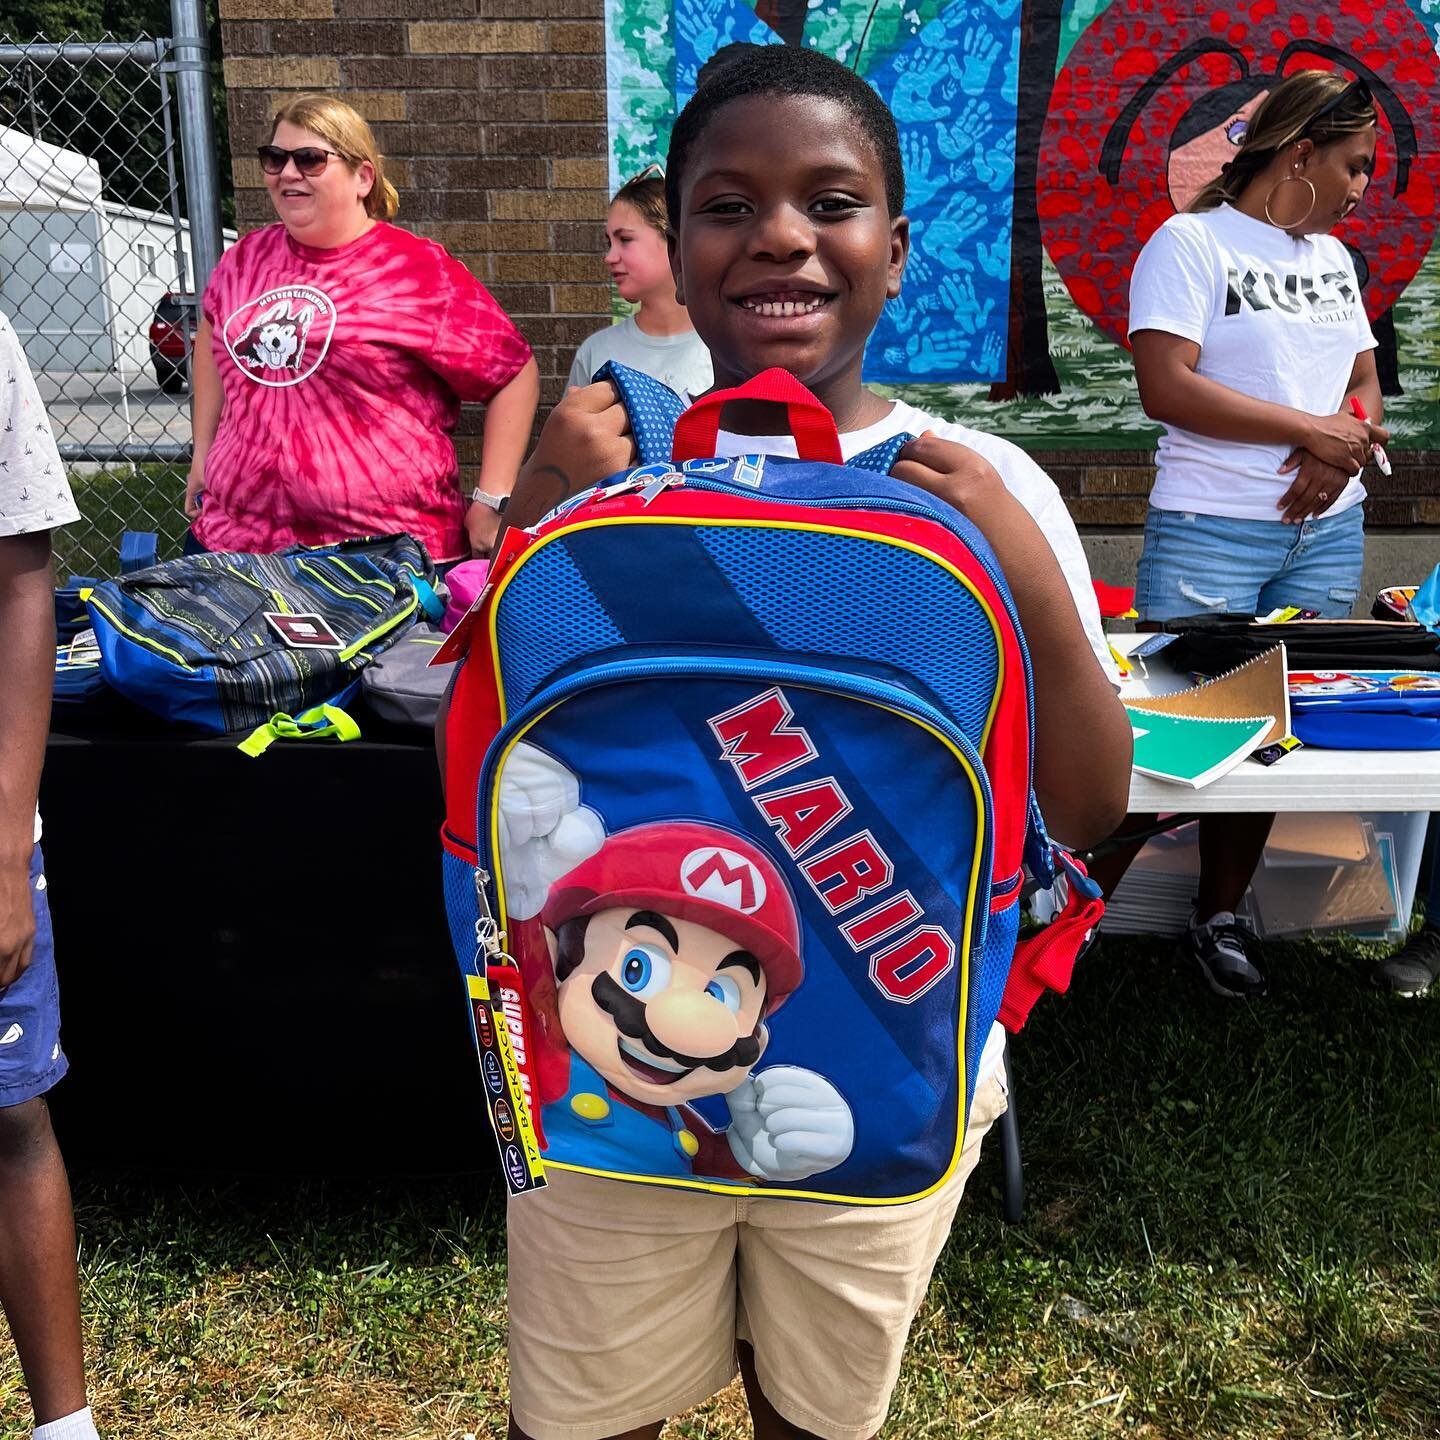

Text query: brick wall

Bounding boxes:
[217,0,609,468]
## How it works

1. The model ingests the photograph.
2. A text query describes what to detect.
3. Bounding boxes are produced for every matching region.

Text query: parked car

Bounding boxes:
[148,292,197,394]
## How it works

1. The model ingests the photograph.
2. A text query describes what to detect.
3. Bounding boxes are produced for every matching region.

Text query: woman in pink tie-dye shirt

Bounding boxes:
[185,94,539,562]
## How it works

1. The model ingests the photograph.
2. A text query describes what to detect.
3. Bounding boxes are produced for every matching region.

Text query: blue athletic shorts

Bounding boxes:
[0,843,69,1108]
[1135,505,1364,623]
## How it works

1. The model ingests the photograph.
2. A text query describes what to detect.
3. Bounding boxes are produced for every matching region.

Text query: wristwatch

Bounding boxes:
[470,489,509,514]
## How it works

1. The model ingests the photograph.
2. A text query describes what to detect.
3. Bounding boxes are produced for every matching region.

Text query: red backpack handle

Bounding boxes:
[672,367,843,465]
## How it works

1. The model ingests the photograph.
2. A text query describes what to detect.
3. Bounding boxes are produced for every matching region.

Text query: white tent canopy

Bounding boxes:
[0,124,104,211]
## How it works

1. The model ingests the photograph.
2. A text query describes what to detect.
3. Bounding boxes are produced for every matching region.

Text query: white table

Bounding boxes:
[1112,634,1440,813]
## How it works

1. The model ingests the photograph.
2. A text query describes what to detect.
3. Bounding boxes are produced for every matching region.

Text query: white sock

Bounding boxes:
[34,1406,100,1440]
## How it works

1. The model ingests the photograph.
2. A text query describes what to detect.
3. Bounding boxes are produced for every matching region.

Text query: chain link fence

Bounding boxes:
[0,21,224,577]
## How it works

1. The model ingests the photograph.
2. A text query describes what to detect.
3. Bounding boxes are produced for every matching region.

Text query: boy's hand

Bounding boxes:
[0,857,35,991]
[891,433,1009,519]
[505,381,639,532]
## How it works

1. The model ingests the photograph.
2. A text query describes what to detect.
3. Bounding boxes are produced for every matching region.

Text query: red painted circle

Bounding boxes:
[1039,0,1440,347]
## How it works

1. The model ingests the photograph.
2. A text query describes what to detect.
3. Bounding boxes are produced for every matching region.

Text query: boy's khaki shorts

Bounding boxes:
[507,1072,1007,1440]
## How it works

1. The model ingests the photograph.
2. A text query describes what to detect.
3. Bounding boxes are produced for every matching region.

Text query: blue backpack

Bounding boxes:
[439,366,1101,1203]
[84,534,442,751]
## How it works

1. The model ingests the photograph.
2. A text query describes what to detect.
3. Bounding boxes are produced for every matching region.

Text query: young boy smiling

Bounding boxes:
[500,45,1130,1440]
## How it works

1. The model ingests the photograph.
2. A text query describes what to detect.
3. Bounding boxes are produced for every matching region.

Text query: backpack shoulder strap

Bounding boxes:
[598,359,916,477]
[849,432,914,475]
[594,360,685,464]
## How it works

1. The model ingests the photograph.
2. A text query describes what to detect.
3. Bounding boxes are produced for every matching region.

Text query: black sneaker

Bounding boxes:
[1372,925,1440,997]
[1183,910,1268,998]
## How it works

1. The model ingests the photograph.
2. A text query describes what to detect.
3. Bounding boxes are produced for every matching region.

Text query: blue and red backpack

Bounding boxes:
[439,365,1102,1204]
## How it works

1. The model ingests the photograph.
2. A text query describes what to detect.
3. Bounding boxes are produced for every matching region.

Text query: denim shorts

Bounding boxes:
[0,844,69,1108]
[1135,505,1365,623]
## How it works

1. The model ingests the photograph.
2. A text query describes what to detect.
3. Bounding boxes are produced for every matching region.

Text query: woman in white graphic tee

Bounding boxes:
[1105,70,1389,999]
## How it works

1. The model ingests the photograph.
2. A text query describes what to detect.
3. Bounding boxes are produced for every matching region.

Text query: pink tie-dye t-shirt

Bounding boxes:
[198,221,531,562]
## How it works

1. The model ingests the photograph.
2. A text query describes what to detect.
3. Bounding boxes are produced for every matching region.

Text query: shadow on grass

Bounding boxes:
[2,935,1433,1438]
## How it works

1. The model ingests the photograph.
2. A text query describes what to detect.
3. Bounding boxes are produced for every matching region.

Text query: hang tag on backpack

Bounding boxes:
[265,611,343,650]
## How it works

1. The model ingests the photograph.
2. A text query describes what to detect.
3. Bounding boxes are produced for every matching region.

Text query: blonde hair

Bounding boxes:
[269,93,400,220]
[611,167,668,235]
[1189,69,1376,213]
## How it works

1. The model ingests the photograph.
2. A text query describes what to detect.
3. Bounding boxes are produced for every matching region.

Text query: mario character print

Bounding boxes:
[496,741,855,1186]
[222,283,337,386]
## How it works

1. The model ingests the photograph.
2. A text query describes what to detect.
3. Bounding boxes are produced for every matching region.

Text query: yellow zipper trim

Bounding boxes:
[487,515,1007,753]
[85,595,196,670]
[339,590,417,662]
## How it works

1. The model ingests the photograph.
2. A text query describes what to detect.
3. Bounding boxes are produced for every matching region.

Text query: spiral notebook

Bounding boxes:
[1125,710,1276,788]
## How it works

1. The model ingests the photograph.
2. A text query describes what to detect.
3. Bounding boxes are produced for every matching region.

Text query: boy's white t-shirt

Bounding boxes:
[717,401,1119,1093]
[568,316,714,402]
[1128,204,1377,520]
[0,312,80,843]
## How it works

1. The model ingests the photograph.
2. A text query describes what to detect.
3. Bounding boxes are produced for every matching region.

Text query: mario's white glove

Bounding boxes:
[497,742,605,920]
[725,1065,855,1183]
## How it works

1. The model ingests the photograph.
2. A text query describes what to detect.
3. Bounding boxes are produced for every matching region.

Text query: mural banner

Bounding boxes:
[604,0,1440,450]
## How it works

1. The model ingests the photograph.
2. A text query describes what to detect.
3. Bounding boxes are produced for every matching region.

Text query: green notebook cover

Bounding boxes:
[1126,709,1275,789]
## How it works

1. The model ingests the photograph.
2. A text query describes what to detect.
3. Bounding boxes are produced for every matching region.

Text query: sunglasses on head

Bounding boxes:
[625,162,665,184]
[1305,77,1373,134]
[257,143,346,177]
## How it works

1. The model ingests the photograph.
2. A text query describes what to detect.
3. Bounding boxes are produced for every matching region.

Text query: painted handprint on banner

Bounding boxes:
[868,4,1017,382]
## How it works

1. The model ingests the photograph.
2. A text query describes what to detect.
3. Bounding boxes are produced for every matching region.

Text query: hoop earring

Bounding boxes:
[1263,173,1317,231]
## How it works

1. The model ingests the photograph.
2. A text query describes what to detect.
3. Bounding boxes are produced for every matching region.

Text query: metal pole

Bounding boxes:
[157,66,191,298]
[169,0,222,295]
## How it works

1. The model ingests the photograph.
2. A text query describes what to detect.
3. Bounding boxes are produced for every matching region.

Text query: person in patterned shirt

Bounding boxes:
[185,94,539,563]
[0,311,101,1440]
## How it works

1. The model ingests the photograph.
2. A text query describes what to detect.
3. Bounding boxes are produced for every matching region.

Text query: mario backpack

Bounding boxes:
[439,364,1102,1204]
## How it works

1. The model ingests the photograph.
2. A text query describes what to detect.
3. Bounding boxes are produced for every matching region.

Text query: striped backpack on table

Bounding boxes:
[84,533,441,751]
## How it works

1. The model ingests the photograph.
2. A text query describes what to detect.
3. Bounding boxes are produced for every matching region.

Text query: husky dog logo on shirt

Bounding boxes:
[223,284,337,386]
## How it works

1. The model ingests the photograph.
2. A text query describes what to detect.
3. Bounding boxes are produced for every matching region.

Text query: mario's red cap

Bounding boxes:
[541,822,803,1006]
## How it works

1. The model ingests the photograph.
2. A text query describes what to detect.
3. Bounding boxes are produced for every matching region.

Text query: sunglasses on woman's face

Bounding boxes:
[257,144,344,177]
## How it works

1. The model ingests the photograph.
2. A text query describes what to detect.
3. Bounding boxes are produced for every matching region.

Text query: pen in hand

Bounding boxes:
[1349,395,1393,476]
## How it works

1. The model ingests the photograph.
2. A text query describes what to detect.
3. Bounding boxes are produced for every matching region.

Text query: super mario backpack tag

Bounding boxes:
[438,363,1102,1204]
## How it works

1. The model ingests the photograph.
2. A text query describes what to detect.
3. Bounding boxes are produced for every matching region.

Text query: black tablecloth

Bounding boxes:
[40,712,487,1174]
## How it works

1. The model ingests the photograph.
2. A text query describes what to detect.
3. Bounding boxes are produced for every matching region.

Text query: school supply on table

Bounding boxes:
[1092,579,1137,619]
[1408,562,1440,635]
[1287,669,1440,750]
[438,362,1102,1205]
[1159,614,1440,675]
[441,558,490,633]
[1373,584,1418,621]
[1122,643,1290,746]
[83,534,441,752]
[1125,711,1275,788]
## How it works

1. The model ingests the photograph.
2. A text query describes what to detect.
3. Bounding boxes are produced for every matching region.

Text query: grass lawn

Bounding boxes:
[1,935,1436,1438]
[54,465,190,581]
